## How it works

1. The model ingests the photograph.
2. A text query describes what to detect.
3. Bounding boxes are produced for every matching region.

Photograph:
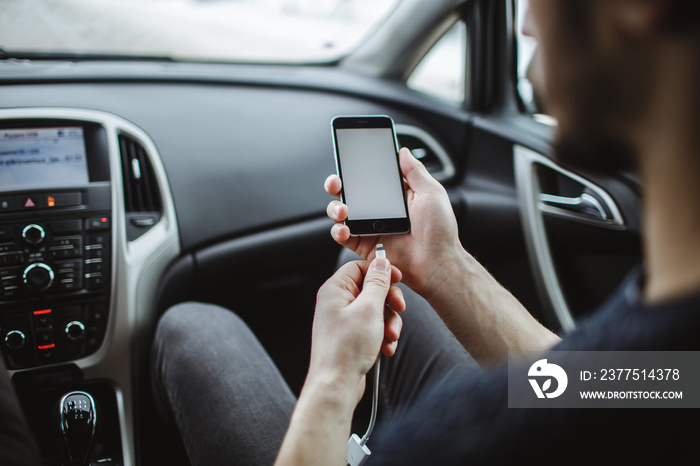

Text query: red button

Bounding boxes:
[14,195,44,210]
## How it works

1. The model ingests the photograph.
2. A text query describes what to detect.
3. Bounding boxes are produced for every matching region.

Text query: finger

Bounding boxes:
[324,174,342,199]
[331,223,359,250]
[381,338,399,357]
[320,260,366,299]
[386,285,406,313]
[383,307,403,342]
[390,265,403,285]
[326,200,348,222]
[399,147,436,192]
[353,257,392,312]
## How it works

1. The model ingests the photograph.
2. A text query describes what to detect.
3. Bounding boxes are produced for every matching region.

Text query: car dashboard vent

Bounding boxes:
[395,124,455,182]
[118,133,162,241]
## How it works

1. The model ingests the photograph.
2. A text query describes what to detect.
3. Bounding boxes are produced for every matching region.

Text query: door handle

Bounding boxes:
[538,192,609,221]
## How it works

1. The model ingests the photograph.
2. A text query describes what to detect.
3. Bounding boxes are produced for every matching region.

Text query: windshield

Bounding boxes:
[0,0,399,63]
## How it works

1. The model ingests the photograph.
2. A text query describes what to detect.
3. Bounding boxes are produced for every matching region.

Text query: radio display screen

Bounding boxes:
[0,127,90,191]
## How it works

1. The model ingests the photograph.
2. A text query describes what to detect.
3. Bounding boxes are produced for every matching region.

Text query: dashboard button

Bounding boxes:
[87,304,107,326]
[0,268,20,298]
[0,197,14,212]
[0,226,13,241]
[15,195,44,210]
[50,236,83,259]
[35,329,55,346]
[86,233,108,245]
[37,346,56,363]
[46,192,82,208]
[84,273,105,289]
[85,259,104,274]
[0,252,21,266]
[85,247,105,259]
[33,310,53,330]
[85,217,110,231]
[55,260,83,291]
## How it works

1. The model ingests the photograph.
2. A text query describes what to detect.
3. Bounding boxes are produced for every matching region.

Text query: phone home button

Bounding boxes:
[373,221,386,232]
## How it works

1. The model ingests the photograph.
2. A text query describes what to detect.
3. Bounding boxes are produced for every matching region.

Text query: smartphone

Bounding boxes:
[331,115,410,236]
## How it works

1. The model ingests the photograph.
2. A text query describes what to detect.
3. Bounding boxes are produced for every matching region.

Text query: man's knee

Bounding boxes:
[155,302,248,346]
[152,302,252,387]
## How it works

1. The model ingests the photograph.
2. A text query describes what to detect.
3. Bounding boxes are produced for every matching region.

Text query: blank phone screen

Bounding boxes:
[335,128,407,220]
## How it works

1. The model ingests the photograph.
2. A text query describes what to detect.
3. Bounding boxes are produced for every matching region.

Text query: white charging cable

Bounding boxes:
[347,244,386,466]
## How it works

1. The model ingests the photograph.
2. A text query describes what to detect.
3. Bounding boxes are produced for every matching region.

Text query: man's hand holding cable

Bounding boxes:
[275,257,405,466]
[309,257,405,402]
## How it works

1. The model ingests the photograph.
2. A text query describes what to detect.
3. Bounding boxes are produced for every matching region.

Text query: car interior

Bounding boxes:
[0,0,642,464]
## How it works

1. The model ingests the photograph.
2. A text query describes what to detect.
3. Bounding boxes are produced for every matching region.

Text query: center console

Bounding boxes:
[0,118,123,465]
[0,121,112,371]
[0,108,180,466]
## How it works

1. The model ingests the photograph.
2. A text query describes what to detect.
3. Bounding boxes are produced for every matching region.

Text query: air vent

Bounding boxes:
[118,133,162,241]
[395,124,455,182]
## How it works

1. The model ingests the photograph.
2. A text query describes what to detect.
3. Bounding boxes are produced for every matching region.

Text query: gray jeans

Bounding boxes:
[151,254,479,466]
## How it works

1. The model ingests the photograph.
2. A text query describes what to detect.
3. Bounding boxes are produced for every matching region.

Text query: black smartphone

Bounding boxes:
[331,115,410,236]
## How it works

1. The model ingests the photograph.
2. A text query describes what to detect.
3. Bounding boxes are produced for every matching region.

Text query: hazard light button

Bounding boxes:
[14,195,44,210]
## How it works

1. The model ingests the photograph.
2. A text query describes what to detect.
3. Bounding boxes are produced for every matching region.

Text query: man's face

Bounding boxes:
[527,0,639,173]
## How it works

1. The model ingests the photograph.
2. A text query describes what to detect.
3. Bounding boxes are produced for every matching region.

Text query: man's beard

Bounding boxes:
[548,63,640,175]
[552,127,637,175]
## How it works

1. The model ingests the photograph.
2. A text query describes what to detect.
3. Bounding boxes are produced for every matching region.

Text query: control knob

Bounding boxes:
[23,263,54,292]
[4,330,26,350]
[22,224,46,245]
[64,321,86,342]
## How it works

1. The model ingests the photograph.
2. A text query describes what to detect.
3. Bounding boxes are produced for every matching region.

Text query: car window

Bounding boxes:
[0,0,400,64]
[515,0,555,124]
[407,21,466,104]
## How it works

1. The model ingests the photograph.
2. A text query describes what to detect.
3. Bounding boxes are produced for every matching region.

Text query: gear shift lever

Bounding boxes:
[58,391,97,466]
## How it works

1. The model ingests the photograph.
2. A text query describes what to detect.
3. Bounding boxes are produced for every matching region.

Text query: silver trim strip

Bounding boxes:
[539,193,609,222]
[514,145,625,332]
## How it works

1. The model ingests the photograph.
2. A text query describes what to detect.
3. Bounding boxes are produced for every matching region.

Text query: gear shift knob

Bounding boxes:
[58,391,97,466]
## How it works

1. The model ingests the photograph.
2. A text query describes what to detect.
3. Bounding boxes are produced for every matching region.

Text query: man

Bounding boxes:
[154,0,700,464]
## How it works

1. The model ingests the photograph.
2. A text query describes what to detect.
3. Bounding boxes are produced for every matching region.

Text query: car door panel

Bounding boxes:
[461,115,642,332]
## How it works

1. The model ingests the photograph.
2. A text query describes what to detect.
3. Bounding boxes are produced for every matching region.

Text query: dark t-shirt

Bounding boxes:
[370,271,700,465]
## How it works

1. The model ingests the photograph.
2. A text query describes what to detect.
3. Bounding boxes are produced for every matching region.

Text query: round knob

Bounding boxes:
[64,321,86,342]
[5,330,26,350]
[23,263,54,292]
[22,224,45,245]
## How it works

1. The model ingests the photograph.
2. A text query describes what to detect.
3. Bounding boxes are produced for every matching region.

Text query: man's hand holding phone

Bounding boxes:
[325,147,464,299]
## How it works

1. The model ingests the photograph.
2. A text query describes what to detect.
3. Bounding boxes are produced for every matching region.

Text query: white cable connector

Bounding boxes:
[375,243,386,259]
[346,243,385,466]
[347,433,372,466]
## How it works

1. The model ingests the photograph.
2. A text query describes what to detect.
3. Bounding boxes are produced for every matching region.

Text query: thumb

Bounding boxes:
[399,147,436,191]
[355,257,392,310]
